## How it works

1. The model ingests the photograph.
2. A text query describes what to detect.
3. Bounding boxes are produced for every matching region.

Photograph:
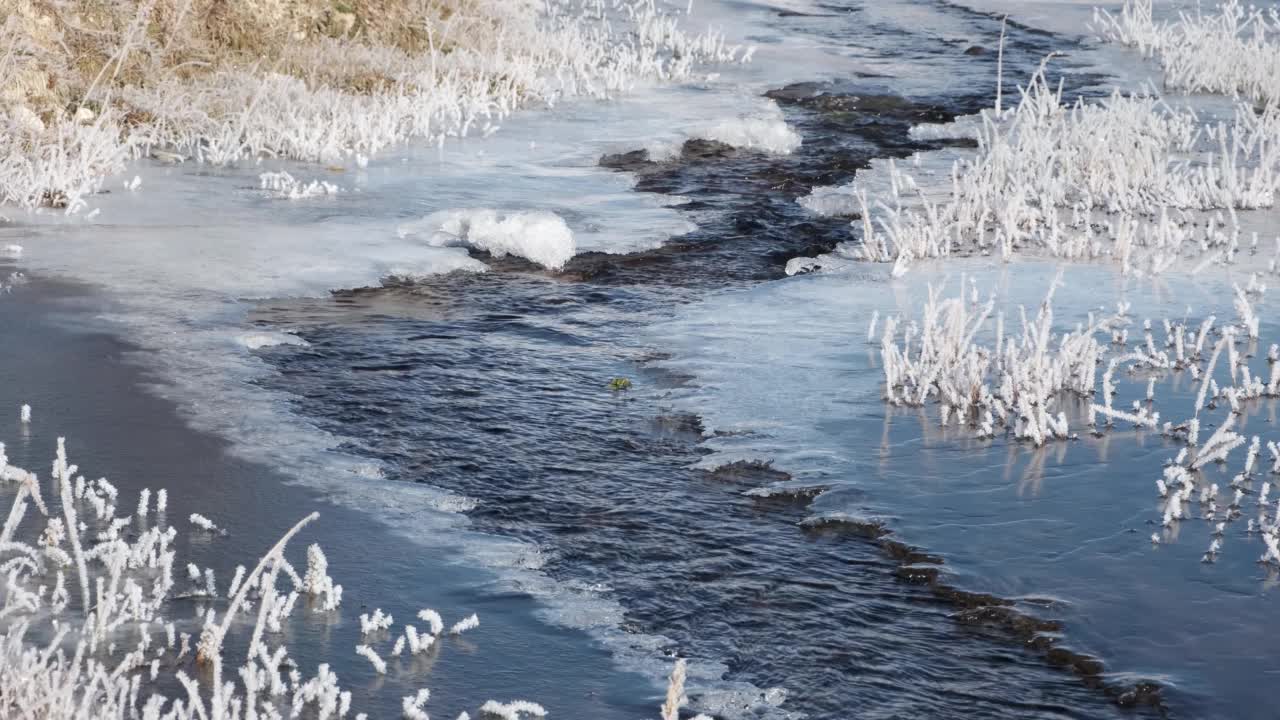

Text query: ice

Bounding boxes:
[908,115,982,141]
[797,185,861,218]
[700,107,801,155]
[400,209,576,270]
[236,331,310,350]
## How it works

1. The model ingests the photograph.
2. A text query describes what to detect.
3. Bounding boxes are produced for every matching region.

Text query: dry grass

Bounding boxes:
[2,0,490,120]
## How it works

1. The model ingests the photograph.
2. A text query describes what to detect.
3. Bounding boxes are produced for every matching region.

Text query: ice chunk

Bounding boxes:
[701,102,801,155]
[236,332,309,350]
[908,115,981,141]
[400,209,576,270]
[797,184,860,217]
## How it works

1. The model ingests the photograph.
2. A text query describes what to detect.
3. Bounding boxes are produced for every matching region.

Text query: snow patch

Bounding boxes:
[784,257,823,276]
[399,209,576,271]
[908,115,981,141]
[700,102,801,155]
[236,331,309,350]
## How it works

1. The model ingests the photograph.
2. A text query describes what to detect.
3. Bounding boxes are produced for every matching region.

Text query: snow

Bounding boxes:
[401,209,576,270]
[236,332,310,350]
[700,111,801,155]
[908,115,981,141]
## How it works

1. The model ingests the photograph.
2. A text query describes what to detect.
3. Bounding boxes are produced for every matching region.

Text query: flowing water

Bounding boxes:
[3,0,1275,718]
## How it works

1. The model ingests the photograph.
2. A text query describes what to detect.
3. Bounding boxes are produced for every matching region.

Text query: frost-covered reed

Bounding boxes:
[793,59,1280,278]
[880,275,1280,565]
[879,277,1112,445]
[879,273,1280,444]
[0,435,466,718]
[0,430,726,718]
[258,171,341,200]
[1094,0,1280,106]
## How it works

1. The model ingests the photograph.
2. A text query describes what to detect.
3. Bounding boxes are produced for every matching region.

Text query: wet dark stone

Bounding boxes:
[761,81,827,102]
[952,605,1060,636]
[680,138,737,160]
[1115,682,1164,708]
[935,587,1018,610]
[895,565,941,584]
[880,539,944,565]
[599,149,654,172]
[763,84,953,123]
[964,45,989,55]
[652,413,706,437]
[704,459,792,484]
[1045,647,1106,677]
[746,485,828,510]
[799,514,888,538]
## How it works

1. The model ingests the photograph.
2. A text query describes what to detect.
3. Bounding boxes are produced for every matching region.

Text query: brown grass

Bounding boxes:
[0,0,484,122]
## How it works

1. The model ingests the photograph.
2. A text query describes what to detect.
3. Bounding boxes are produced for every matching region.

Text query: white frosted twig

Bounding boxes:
[403,689,431,720]
[356,645,387,675]
[478,700,547,720]
[189,513,220,533]
[417,609,444,636]
[662,658,689,720]
[449,613,479,635]
[360,608,393,635]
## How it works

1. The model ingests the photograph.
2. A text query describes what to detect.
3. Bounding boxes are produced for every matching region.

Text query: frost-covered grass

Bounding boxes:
[878,274,1280,565]
[792,59,1280,278]
[878,274,1274,443]
[258,171,341,201]
[0,0,748,213]
[877,276,1114,444]
[0,430,710,719]
[1094,0,1280,106]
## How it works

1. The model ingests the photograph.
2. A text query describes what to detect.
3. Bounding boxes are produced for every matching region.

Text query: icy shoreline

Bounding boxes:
[0,276,665,718]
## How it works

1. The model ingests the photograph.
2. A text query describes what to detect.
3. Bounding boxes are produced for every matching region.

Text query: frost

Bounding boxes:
[259,171,342,200]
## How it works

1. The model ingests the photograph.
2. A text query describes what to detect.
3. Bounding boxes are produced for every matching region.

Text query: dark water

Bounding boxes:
[237,2,1171,718]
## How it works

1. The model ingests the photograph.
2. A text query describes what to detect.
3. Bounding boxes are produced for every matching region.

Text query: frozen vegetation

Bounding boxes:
[790,61,1280,277]
[0,429,710,719]
[1094,0,1280,105]
[876,272,1280,560]
[0,0,749,213]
